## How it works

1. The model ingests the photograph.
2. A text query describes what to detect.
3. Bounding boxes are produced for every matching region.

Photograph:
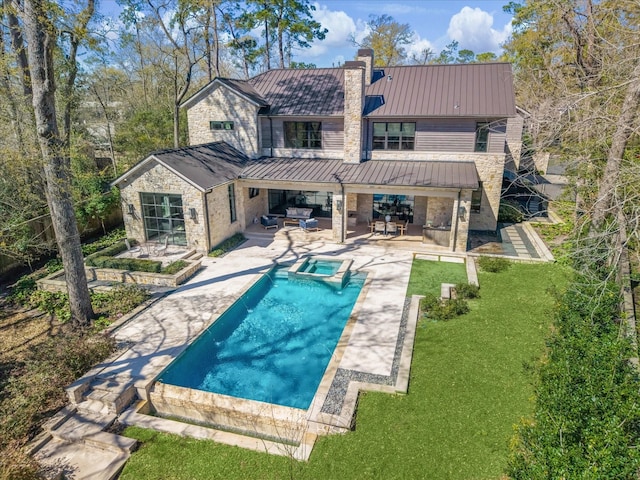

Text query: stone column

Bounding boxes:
[453,190,472,252]
[343,61,365,164]
[332,192,346,242]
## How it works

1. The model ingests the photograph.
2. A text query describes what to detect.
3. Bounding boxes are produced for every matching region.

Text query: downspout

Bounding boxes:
[452,190,460,252]
[364,117,369,161]
[203,190,211,252]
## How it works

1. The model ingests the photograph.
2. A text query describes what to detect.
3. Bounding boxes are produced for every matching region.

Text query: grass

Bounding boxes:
[406,258,468,296]
[120,261,567,480]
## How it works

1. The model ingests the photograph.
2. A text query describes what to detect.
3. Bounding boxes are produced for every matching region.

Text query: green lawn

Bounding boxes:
[121,261,567,480]
[406,258,469,296]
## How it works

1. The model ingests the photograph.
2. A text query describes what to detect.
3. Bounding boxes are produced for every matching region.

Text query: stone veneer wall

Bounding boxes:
[119,162,207,252]
[205,182,244,250]
[343,63,364,164]
[426,197,454,227]
[186,85,260,158]
[469,153,504,231]
[413,196,428,226]
[356,193,372,222]
[242,186,269,226]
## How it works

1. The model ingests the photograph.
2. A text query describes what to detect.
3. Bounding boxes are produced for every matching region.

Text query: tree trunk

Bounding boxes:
[6,2,32,97]
[211,0,220,77]
[590,62,640,232]
[18,0,94,327]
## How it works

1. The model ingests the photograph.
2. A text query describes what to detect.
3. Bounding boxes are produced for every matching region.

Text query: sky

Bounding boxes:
[98,0,514,68]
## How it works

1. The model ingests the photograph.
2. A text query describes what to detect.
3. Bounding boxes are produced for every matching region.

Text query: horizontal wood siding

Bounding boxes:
[323,119,344,150]
[487,120,507,154]
[260,119,271,148]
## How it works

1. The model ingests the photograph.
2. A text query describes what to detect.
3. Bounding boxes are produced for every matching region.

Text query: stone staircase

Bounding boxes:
[30,375,140,479]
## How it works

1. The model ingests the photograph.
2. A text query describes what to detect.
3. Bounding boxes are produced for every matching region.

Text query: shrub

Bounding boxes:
[86,255,162,273]
[10,276,37,306]
[454,282,480,299]
[161,260,188,275]
[28,290,71,323]
[420,293,440,312]
[498,200,524,223]
[91,284,150,319]
[209,233,246,257]
[508,279,640,478]
[81,227,126,256]
[421,293,470,321]
[44,257,63,274]
[84,239,131,264]
[478,256,511,273]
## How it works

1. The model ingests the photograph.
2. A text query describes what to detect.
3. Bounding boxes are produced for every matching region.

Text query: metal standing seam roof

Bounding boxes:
[182,62,515,119]
[247,68,345,116]
[364,63,516,117]
[112,142,249,192]
[240,157,479,189]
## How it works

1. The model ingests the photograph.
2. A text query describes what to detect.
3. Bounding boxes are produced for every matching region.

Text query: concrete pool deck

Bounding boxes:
[33,238,464,475]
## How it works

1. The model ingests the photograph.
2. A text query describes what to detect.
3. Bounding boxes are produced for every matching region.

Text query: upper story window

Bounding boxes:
[474,122,490,152]
[373,122,415,150]
[210,121,234,130]
[284,121,322,149]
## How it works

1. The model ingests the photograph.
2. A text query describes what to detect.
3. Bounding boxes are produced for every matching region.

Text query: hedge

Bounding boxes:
[87,255,162,273]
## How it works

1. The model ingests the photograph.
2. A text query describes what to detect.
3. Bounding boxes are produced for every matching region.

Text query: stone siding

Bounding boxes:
[469,154,504,231]
[356,194,373,222]
[242,186,269,226]
[343,64,364,164]
[205,183,244,250]
[119,162,208,252]
[186,85,260,158]
[413,196,428,226]
[426,197,454,227]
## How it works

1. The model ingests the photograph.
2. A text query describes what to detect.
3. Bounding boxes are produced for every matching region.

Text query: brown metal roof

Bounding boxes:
[248,68,345,116]
[364,63,515,117]
[113,142,249,192]
[241,157,479,189]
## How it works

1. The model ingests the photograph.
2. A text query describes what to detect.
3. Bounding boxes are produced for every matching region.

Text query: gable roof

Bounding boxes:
[112,142,249,192]
[241,157,479,190]
[181,77,267,110]
[182,62,515,119]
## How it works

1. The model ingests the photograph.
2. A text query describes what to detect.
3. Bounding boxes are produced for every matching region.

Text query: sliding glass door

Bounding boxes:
[140,193,187,245]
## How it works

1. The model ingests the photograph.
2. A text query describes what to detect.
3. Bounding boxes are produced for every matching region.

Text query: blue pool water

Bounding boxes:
[158,266,365,409]
[299,258,341,276]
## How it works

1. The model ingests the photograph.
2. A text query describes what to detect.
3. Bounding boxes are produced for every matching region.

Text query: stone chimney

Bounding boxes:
[343,61,365,164]
[357,48,374,86]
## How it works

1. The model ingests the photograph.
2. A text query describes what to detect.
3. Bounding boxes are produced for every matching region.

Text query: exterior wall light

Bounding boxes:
[127,203,135,215]
[189,208,197,221]
[336,200,343,213]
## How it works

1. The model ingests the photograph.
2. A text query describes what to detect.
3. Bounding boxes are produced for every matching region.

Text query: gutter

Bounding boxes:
[269,117,274,157]
[203,190,211,251]
[452,190,460,252]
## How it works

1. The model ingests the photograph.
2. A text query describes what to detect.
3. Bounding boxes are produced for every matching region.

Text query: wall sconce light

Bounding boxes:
[127,204,134,215]
[458,206,466,221]
[336,200,343,213]
[189,208,197,221]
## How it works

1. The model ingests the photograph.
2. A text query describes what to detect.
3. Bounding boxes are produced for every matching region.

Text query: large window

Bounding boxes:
[474,122,490,152]
[471,182,483,213]
[140,193,186,245]
[372,122,415,150]
[284,121,322,149]
[228,184,237,223]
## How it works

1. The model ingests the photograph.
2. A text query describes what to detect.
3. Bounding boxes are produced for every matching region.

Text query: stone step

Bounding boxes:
[35,438,131,480]
[83,377,137,414]
[50,411,116,443]
[76,399,113,415]
[83,431,138,454]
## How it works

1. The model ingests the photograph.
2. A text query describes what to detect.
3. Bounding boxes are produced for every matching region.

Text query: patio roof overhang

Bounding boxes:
[239,157,480,190]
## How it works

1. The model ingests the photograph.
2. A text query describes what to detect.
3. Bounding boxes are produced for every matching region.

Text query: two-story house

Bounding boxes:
[113,49,517,253]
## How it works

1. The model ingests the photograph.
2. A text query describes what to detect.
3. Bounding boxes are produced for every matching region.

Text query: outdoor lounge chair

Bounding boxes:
[153,236,169,256]
[386,222,398,236]
[374,221,386,235]
[299,218,319,231]
[260,215,278,229]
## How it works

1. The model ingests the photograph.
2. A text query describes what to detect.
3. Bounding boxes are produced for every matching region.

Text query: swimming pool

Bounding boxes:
[158,264,365,410]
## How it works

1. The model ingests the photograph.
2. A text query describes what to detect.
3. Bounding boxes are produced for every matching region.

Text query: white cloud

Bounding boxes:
[447,7,512,54]
[406,36,436,62]
[301,3,357,63]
